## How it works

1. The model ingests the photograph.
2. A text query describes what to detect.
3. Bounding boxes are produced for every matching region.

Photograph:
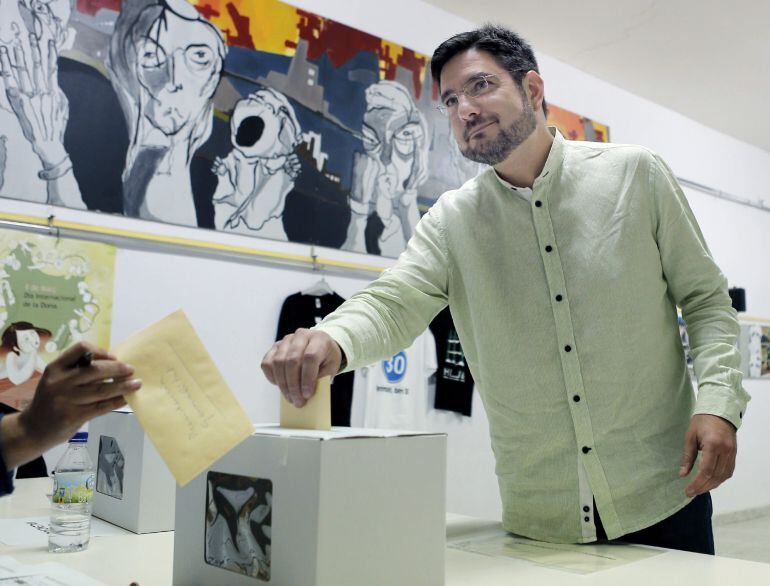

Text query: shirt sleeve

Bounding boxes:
[0,413,15,497]
[650,153,751,429]
[313,202,450,373]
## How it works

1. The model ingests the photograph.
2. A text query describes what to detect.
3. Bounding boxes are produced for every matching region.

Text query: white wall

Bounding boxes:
[9,0,769,520]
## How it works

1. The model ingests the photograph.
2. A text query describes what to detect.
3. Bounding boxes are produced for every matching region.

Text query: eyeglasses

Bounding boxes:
[436,73,502,116]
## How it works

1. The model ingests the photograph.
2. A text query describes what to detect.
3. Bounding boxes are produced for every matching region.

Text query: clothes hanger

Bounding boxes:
[301,246,335,296]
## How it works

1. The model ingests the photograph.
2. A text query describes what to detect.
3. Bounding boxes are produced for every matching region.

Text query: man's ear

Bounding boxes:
[522,70,546,114]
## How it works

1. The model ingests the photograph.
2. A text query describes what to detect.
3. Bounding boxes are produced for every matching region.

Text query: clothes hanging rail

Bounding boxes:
[677,176,770,214]
[0,212,385,280]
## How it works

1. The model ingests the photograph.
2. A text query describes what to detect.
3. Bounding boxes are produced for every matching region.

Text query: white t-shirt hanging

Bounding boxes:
[350,330,437,431]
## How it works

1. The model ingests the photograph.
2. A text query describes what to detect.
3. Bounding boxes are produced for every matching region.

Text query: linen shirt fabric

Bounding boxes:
[314,128,749,543]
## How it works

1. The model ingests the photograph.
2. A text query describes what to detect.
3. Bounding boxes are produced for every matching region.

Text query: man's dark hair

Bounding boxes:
[431,24,548,118]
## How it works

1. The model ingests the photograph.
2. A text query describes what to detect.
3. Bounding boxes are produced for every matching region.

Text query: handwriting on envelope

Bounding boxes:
[113,310,253,486]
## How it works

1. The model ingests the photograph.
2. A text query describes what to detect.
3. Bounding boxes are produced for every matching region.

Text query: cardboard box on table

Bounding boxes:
[173,425,447,586]
[86,410,175,533]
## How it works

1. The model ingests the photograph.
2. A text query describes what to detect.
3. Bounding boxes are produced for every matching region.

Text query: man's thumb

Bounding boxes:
[679,431,697,477]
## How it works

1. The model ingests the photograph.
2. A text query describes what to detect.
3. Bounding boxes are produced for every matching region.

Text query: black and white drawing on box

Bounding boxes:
[205,471,272,581]
[97,434,125,500]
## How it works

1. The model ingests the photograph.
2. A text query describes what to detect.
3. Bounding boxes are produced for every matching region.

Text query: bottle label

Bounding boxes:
[52,471,96,504]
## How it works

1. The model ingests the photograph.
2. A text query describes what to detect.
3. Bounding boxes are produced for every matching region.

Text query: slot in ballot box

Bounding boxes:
[173,425,447,586]
[86,410,176,533]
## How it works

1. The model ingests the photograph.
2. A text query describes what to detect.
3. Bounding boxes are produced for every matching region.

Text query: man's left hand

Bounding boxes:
[679,414,737,498]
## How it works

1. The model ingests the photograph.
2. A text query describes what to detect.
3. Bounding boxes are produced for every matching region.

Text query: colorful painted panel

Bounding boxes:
[0,229,115,409]
[0,0,609,258]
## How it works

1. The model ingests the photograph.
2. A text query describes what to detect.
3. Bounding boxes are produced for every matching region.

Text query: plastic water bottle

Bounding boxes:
[48,432,96,553]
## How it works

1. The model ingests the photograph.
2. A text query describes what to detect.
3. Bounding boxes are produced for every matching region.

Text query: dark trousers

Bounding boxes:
[595,492,715,555]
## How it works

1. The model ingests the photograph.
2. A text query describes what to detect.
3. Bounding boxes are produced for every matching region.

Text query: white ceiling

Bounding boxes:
[424,0,770,154]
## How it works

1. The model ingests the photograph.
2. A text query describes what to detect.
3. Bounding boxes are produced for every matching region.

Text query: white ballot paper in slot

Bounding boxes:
[114,310,254,486]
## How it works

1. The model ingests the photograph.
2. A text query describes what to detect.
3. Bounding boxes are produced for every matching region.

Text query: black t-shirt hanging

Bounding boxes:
[429,308,474,416]
[276,292,354,426]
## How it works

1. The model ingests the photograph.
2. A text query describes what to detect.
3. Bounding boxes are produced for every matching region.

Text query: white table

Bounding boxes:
[3,478,770,585]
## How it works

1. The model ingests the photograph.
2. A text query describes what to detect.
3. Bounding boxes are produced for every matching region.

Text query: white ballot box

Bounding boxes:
[173,426,447,586]
[86,410,176,533]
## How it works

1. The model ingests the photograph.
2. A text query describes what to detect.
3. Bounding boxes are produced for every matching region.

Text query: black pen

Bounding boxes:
[75,351,93,369]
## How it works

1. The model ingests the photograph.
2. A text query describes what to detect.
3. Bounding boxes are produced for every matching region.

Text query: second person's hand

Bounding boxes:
[261,329,342,408]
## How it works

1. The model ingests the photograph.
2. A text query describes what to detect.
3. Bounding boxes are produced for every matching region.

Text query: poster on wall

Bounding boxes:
[0,0,609,258]
[0,229,115,410]
[739,323,770,379]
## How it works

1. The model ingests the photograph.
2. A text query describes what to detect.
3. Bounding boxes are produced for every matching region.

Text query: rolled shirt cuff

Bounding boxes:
[693,383,750,431]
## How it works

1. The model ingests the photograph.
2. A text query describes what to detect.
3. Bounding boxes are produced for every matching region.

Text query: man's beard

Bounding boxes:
[459,103,537,166]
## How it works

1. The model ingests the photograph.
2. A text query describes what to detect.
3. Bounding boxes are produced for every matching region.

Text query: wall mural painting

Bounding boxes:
[0,0,609,258]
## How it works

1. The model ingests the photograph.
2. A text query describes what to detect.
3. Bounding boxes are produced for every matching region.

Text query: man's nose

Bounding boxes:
[456,94,480,121]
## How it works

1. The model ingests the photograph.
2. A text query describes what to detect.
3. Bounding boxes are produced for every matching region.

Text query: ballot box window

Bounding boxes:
[204,471,273,581]
[96,435,125,500]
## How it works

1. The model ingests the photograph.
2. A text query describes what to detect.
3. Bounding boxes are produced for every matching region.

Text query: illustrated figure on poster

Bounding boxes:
[0,0,85,208]
[212,88,302,240]
[747,324,762,378]
[205,473,272,580]
[97,435,125,500]
[0,273,15,329]
[0,321,50,386]
[344,81,429,257]
[108,0,226,226]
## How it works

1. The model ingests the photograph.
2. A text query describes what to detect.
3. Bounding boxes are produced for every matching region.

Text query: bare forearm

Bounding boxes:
[0,412,52,470]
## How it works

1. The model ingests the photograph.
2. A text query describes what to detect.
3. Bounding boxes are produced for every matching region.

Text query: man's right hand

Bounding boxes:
[261,329,342,408]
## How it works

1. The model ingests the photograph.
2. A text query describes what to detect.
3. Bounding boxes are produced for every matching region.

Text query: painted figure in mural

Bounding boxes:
[1,321,49,386]
[108,0,226,226]
[212,88,302,240]
[0,0,85,208]
[344,81,429,257]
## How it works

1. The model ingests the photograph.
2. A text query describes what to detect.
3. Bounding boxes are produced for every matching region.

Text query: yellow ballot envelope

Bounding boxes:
[279,376,332,430]
[113,310,254,486]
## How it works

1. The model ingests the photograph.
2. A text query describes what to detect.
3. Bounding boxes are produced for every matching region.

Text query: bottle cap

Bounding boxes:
[69,431,88,443]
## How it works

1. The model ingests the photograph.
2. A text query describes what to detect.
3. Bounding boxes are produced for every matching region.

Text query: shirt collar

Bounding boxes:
[491,126,565,193]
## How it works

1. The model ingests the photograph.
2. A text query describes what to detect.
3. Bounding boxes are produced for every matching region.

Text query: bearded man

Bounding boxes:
[261,25,748,554]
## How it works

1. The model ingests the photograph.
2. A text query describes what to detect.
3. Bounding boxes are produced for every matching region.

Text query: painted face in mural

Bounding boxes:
[135,5,223,136]
[362,82,426,196]
[229,89,301,158]
[15,328,40,353]
[440,48,538,166]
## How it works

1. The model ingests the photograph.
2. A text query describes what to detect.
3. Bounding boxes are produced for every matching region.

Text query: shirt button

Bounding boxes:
[584,516,590,522]
[582,446,591,454]
[565,345,572,352]
[583,506,590,513]
[545,245,553,252]
[555,294,563,302]
[573,395,581,402]
[535,200,542,207]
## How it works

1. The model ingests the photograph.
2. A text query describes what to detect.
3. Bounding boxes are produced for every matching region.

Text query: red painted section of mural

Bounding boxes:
[397,48,426,100]
[289,10,425,97]
[221,2,255,49]
[76,0,121,17]
[194,3,220,20]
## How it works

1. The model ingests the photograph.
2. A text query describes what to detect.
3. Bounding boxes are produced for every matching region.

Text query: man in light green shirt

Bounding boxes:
[262,25,749,553]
